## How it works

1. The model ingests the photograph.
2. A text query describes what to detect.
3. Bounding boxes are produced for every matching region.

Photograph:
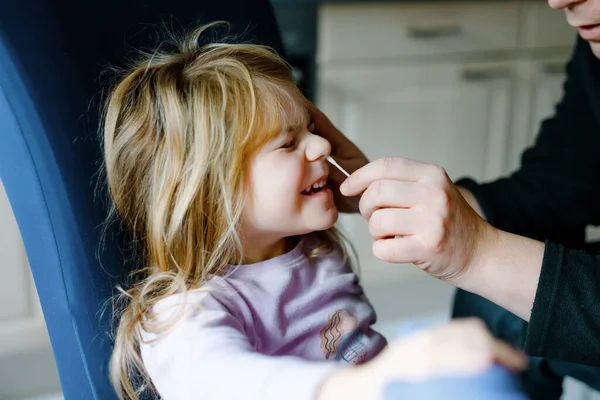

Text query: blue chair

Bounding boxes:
[0,1,282,398]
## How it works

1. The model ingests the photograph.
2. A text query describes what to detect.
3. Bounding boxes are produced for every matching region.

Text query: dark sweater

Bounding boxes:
[457,36,600,366]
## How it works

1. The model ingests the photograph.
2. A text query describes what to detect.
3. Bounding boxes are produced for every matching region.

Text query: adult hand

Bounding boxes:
[339,157,496,286]
[306,101,368,213]
[373,318,528,380]
[318,318,528,400]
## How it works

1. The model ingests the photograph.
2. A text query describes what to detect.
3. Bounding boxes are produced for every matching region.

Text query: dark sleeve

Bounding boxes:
[456,37,600,248]
[524,241,600,365]
[457,37,600,364]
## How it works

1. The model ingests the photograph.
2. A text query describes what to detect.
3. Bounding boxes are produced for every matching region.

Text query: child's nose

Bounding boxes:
[305,133,331,162]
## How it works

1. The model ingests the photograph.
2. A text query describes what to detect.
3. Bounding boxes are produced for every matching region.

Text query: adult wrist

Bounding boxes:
[455,178,495,225]
[457,227,544,322]
[455,222,501,293]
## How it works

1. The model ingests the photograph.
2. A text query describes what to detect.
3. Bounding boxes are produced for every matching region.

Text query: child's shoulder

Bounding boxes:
[140,279,250,344]
[149,278,243,320]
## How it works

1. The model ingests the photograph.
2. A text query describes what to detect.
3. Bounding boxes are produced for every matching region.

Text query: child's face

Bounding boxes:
[242,115,338,248]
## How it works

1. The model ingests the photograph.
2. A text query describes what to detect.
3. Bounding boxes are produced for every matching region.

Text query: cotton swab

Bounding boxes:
[326,156,350,177]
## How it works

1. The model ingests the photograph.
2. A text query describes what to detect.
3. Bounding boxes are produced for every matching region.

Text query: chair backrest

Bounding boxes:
[0,1,281,398]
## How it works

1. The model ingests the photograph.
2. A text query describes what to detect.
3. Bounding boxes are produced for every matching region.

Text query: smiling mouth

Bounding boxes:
[301,177,328,195]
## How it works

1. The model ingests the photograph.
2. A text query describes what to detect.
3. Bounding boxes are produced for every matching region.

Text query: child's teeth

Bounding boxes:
[313,179,325,189]
[302,178,327,194]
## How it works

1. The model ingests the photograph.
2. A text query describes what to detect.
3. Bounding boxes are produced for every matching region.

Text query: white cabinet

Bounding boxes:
[318,2,521,63]
[520,2,577,49]
[507,56,570,172]
[528,59,570,143]
[320,61,514,181]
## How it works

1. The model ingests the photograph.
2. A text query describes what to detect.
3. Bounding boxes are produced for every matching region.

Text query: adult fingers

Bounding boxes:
[359,179,426,220]
[341,157,443,197]
[359,179,437,219]
[371,236,425,264]
[451,319,528,373]
[369,208,432,240]
[492,339,528,372]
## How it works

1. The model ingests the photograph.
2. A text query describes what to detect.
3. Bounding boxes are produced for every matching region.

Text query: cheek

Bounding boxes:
[267,157,304,188]
[250,158,304,202]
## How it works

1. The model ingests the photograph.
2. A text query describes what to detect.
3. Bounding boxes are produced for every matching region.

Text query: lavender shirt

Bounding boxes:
[140,234,387,400]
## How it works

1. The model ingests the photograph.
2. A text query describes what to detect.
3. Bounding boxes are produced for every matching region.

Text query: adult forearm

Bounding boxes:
[458,227,544,322]
[456,186,543,321]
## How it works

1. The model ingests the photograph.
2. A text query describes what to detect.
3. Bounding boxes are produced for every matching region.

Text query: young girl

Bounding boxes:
[104,23,526,400]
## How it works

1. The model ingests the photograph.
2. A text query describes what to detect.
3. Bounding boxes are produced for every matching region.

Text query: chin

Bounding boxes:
[316,209,339,231]
[591,42,600,59]
[300,211,338,234]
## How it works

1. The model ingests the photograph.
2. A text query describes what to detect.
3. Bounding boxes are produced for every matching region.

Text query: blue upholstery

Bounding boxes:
[0,1,281,398]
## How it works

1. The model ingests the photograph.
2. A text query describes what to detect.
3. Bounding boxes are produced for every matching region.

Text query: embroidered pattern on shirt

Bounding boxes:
[320,309,367,364]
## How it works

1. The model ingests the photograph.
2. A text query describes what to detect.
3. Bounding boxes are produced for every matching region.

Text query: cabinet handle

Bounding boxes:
[541,63,565,76]
[460,68,511,82]
[407,26,462,39]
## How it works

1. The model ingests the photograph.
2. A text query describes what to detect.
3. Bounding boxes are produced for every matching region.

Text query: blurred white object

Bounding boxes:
[326,155,350,177]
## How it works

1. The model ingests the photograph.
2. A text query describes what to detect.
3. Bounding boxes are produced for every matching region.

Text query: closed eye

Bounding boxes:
[280,138,297,150]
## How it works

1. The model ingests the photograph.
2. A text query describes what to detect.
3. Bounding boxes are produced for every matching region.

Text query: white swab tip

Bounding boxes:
[326,156,350,177]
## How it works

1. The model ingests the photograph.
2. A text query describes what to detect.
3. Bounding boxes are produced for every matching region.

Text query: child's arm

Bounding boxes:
[141,290,526,400]
[317,318,528,400]
[140,291,340,400]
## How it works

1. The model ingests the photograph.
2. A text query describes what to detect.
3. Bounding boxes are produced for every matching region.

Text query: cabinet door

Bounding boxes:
[529,59,569,145]
[507,57,568,173]
[318,61,513,285]
[0,179,60,398]
[520,1,577,50]
[317,2,521,64]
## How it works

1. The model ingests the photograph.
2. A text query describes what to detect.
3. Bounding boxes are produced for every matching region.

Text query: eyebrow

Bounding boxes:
[284,116,314,133]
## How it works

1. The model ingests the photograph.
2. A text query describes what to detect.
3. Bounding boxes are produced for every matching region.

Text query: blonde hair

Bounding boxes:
[102,23,353,399]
